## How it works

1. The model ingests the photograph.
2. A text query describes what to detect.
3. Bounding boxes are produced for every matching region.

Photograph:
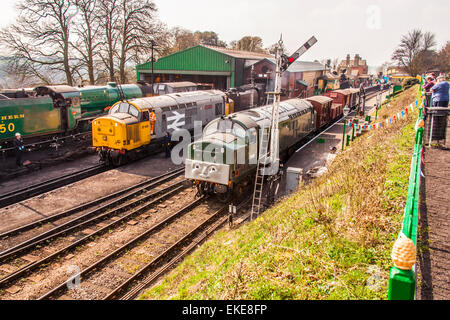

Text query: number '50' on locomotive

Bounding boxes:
[185,98,316,200]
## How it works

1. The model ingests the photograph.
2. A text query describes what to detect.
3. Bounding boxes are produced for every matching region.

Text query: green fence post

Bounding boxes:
[388,267,416,300]
[387,123,423,300]
[351,123,355,141]
[342,120,346,151]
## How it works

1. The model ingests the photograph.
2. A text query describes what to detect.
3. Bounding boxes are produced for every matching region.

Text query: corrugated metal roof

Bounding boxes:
[287,60,327,73]
[306,96,333,104]
[136,45,233,72]
[333,89,353,95]
[249,58,327,73]
[203,45,273,60]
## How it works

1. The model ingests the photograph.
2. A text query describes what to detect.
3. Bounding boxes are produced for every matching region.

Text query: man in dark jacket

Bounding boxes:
[163,131,171,158]
[431,75,449,107]
[13,132,25,167]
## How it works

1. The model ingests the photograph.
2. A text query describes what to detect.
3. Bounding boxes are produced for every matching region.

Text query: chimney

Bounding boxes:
[354,54,360,66]
[346,54,350,66]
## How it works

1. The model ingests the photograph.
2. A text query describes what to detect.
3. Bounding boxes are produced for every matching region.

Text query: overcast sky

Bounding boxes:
[1,0,449,68]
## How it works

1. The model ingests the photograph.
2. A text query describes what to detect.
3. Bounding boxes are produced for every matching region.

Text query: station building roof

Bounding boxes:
[136,45,273,88]
[246,58,327,73]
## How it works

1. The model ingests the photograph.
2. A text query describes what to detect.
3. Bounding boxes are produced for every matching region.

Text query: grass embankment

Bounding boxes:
[140,85,420,300]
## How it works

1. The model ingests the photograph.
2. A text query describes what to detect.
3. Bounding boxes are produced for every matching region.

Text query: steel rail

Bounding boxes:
[105,204,229,300]
[0,178,185,263]
[112,198,252,300]
[0,183,187,288]
[0,167,184,239]
[0,164,108,209]
[38,197,205,300]
[0,132,92,153]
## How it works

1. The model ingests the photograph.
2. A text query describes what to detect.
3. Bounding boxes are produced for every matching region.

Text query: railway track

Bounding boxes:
[111,198,252,300]
[38,197,251,300]
[0,167,184,241]
[38,197,210,300]
[0,170,188,296]
[0,163,109,209]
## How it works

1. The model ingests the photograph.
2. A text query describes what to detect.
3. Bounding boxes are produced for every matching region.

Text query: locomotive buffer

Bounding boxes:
[250,36,318,220]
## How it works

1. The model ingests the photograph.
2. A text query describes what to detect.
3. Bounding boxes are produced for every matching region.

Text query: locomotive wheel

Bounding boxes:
[232,183,246,201]
[111,154,123,167]
[217,191,232,203]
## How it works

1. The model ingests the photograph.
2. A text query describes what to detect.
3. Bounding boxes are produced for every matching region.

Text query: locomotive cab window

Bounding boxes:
[215,103,222,116]
[142,110,149,121]
[232,124,245,139]
[109,102,140,118]
[218,119,232,133]
[204,119,245,139]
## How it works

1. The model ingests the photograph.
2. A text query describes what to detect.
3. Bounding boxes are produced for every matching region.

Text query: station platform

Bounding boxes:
[416,117,450,300]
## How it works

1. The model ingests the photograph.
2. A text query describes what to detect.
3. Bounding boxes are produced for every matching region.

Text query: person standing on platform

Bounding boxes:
[424,76,435,93]
[163,131,171,158]
[431,75,449,107]
[424,76,435,108]
[13,132,25,167]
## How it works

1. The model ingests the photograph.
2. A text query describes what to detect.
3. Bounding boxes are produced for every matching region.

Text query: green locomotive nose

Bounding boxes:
[189,141,227,164]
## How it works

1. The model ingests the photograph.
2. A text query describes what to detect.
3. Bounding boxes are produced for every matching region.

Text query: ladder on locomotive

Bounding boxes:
[250,127,270,220]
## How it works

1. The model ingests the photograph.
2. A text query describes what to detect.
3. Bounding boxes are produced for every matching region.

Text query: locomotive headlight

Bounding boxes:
[102,136,107,141]
[221,148,224,153]
[115,123,118,127]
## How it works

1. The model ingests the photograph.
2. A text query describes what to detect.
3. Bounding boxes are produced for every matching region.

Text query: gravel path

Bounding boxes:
[416,117,450,300]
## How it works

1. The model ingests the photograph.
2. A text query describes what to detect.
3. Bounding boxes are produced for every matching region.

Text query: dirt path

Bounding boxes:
[416,118,450,300]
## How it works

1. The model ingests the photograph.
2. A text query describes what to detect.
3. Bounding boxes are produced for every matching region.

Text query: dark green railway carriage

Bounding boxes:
[185,98,316,199]
[79,83,146,118]
[0,86,81,145]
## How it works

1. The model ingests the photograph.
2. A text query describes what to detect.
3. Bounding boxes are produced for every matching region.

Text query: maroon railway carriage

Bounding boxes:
[323,88,359,118]
[324,89,351,106]
[347,88,361,108]
[330,103,342,120]
[305,95,333,129]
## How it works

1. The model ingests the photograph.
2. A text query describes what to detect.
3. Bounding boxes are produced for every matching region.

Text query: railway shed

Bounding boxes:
[136,45,272,90]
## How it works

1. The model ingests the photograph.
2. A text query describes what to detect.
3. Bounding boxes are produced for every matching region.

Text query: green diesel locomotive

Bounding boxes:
[185,98,316,200]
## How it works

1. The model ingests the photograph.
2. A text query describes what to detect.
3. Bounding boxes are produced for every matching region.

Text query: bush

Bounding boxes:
[402,78,419,89]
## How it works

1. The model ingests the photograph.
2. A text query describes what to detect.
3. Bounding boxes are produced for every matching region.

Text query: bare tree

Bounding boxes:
[163,27,199,55]
[435,42,450,73]
[392,29,437,76]
[114,0,159,83]
[230,36,266,53]
[96,0,119,82]
[0,0,80,86]
[194,31,226,47]
[266,42,286,55]
[72,0,102,84]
